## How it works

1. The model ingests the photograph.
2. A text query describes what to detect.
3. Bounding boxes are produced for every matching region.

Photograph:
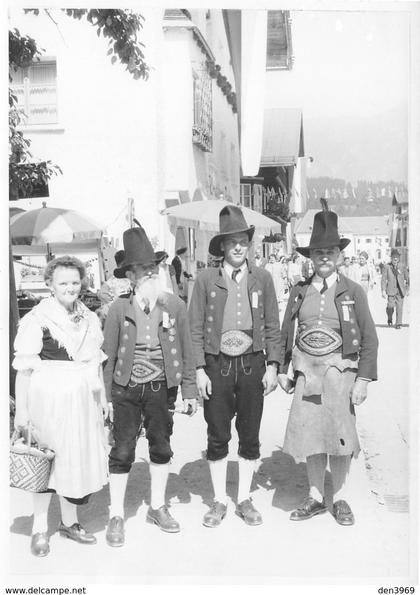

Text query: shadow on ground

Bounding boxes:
[10,450,332,535]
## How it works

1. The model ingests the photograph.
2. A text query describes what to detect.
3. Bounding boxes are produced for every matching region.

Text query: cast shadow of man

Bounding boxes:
[165,453,243,506]
[254,448,333,511]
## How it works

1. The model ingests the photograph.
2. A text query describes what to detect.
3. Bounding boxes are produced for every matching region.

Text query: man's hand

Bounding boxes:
[350,378,369,406]
[278,373,295,394]
[262,365,278,396]
[183,398,198,416]
[381,291,387,299]
[196,368,212,400]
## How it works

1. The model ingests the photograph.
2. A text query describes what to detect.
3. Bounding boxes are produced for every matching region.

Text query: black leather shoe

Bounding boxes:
[203,501,227,528]
[146,505,180,533]
[59,522,97,544]
[290,497,327,521]
[30,532,50,557]
[106,516,125,547]
[332,499,355,525]
[235,498,263,526]
[395,325,401,329]
[387,321,393,327]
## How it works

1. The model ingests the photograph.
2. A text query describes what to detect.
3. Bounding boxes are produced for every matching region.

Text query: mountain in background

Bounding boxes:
[306,176,407,216]
[305,105,408,184]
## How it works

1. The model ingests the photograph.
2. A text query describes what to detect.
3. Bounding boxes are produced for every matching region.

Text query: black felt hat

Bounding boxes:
[114,223,159,278]
[209,205,255,257]
[155,250,168,263]
[295,200,350,258]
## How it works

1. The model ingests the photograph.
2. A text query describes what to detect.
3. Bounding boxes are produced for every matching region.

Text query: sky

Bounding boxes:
[265,8,410,183]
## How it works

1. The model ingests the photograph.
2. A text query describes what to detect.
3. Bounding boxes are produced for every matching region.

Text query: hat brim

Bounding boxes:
[113,258,161,278]
[295,237,351,258]
[209,226,255,257]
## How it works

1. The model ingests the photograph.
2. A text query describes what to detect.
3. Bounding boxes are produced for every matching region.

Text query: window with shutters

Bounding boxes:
[266,11,293,70]
[10,60,58,126]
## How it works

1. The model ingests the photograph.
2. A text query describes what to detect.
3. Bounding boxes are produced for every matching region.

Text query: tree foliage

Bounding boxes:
[9,28,62,200]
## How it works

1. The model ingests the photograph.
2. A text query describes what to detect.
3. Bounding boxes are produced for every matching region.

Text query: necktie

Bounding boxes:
[232,269,241,283]
[320,278,328,294]
[143,298,150,315]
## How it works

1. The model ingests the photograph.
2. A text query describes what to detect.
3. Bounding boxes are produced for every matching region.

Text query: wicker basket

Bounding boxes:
[9,425,55,493]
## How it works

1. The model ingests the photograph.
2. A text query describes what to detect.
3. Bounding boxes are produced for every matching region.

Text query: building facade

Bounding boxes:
[9,8,240,276]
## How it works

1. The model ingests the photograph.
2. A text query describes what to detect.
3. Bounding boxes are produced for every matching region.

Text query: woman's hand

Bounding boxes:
[14,406,30,430]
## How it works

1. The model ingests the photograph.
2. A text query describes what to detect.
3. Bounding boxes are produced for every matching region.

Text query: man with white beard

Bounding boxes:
[102,224,197,546]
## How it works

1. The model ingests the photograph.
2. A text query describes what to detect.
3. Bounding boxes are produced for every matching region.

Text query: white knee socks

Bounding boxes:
[32,492,52,534]
[307,453,328,502]
[150,462,170,510]
[209,457,228,505]
[237,457,256,503]
[59,496,78,527]
[329,454,351,501]
[109,472,129,518]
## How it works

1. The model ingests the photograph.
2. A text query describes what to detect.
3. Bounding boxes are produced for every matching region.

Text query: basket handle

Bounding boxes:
[11,423,35,452]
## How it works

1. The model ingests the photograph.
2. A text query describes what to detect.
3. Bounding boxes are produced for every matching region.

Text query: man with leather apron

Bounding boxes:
[278,202,378,525]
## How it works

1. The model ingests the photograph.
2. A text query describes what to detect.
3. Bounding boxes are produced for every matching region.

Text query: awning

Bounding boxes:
[260,108,305,167]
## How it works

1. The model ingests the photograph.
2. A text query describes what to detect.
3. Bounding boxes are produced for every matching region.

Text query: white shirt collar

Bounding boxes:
[222,260,247,283]
[312,271,338,292]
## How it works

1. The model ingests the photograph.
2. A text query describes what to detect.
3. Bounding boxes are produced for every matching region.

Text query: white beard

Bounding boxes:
[135,274,164,310]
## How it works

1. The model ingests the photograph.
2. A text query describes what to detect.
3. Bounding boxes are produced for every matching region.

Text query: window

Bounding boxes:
[11,60,58,125]
[266,11,293,70]
[253,185,263,213]
[192,69,212,152]
[240,184,252,208]
[366,238,372,243]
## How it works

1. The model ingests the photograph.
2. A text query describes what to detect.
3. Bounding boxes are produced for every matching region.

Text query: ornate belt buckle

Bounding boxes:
[130,358,163,384]
[297,326,342,356]
[220,330,253,357]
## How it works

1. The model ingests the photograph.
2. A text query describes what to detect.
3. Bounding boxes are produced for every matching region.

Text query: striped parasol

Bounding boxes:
[10,202,103,246]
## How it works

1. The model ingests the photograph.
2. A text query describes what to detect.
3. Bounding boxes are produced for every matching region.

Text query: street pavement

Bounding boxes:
[6,279,416,585]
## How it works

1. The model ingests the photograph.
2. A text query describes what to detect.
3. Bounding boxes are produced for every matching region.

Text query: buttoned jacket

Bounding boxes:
[188,264,281,367]
[102,291,197,401]
[279,274,378,380]
[381,263,409,297]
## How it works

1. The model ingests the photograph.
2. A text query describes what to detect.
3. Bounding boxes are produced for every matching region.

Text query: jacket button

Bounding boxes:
[124,321,129,327]
[116,371,121,376]
[206,339,210,344]
[210,305,214,310]
[175,372,181,379]
[351,328,356,334]
[123,334,129,340]
[210,291,216,297]
[352,339,359,346]
[260,314,264,319]
[171,348,177,354]
[120,347,126,353]
[118,359,123,365]
[345,295,350,300]
[173,360,179,367]
[169,336,175,342]
[207,327,212,332]
[169,328,176,335]
[349,318,355,324]
[207,316,213,322]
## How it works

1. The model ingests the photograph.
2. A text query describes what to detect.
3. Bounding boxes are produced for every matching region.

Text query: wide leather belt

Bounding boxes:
[296,325,342,356]
[220,330,253,357]
[129,357,164,385]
